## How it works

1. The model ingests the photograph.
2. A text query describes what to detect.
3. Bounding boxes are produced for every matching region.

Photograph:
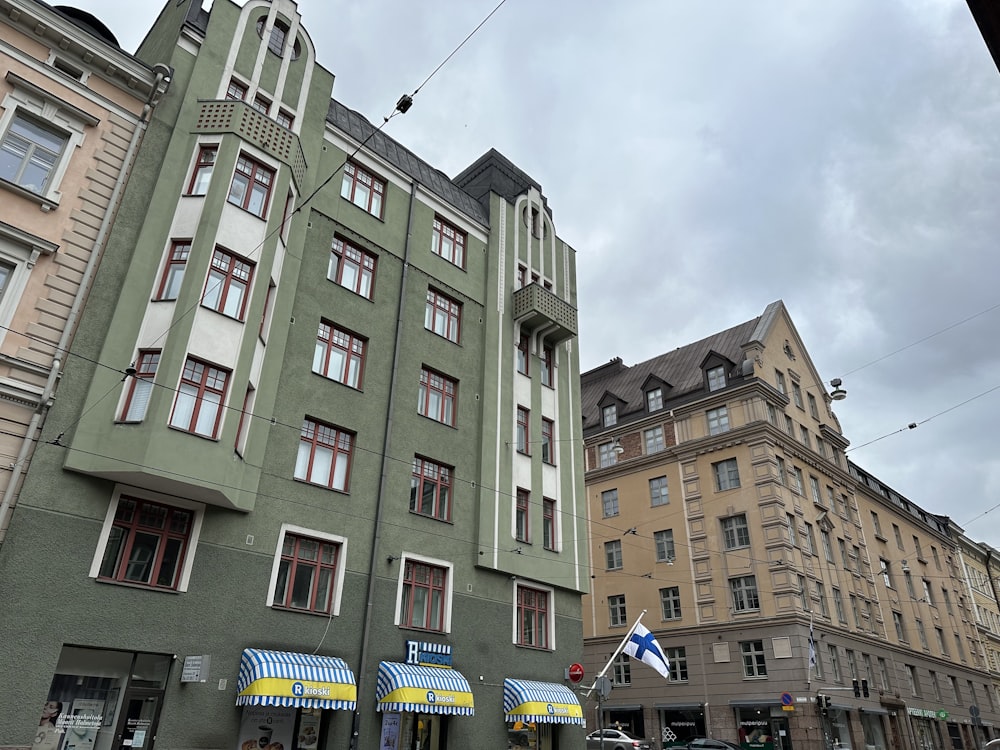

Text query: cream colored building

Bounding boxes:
[581,300,1000,750]
[0,0,167,542]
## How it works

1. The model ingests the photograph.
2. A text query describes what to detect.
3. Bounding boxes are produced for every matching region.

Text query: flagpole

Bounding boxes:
[584,609,647,699]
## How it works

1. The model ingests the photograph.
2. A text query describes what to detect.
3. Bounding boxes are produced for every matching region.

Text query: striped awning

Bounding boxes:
[503,678,584,725]
[375,662,474,716]
[236,649,357,710]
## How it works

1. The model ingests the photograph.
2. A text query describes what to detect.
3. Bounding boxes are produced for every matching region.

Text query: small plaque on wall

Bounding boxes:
[181,655,211,683]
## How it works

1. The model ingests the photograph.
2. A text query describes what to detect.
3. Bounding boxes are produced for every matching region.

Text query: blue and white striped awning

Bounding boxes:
[375,661,474,716]
[503,678,585,725]
[236,649,357,710]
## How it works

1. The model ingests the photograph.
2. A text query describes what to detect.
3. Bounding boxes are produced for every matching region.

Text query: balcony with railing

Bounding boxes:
[511,283,577,345]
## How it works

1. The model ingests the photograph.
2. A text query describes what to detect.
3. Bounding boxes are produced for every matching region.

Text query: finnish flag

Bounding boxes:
[623,623,670,679]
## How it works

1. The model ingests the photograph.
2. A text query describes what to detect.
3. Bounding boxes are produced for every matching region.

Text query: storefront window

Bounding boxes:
[737,709,775,750]
[860,712,888,750]
[822,708,851,750]
[34,646,172,750]
[658,708,705,748]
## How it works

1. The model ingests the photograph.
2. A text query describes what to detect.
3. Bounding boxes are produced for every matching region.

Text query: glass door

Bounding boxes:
[113,690,162,750]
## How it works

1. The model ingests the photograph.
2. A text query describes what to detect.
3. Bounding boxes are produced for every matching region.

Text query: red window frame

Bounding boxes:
[431,216,466,268]
[120,350,160,422]
[273,532,340,614]
[516,264,527,289]
[401,560,446,631]
[276,109,294,129]
[252,94,270,115]
[228,154,274,217]
[542,498,556,551]
[410,457,452,521]
[424,288,461,343]
[226,79,247,101]
[169,357,230,438]
[516,585,550,648]
[186,145,217,195]
[540,346,554,387]
[329,236,376,299]
[295,418,354,491]
[341,161,385,218]
[516,488,530,543]
[97,497,193,590]
[516,406,530,454]
[418,368,457,426]
[202,247,254,320]
[314,321,366,389]
[516,333,529,375]
[156,240,191,300]
[541,418,554,464]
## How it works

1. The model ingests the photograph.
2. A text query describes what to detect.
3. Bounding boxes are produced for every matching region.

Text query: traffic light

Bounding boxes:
[824,696,832,709]
[862,679,870,698]
[853,679,860,698]
[817,694,831,717]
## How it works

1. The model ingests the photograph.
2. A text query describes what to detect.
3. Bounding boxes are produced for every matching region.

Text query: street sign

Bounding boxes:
[568,663,584,684]
[595,675,613,699]
[780,693,793,706]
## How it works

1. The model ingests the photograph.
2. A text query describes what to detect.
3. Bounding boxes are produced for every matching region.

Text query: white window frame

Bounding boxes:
[393,551,454,633]
[266,523,348,615]
[88,485,204,593]
[0,225,57,348]
[1,72,98,205]
[511,579,556,650]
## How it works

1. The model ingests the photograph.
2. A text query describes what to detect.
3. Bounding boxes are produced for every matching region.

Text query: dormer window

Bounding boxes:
[602,404,617,427]
[707,365,726,392]
[646,387,663,411]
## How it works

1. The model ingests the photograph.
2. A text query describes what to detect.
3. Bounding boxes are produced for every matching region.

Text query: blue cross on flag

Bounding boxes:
[623,623,670,679]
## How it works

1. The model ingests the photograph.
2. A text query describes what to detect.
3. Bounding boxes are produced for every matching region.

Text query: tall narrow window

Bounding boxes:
[202,247,254,320]
[273,533,339,613]
[313,321,366,388]
[722,514,750,549]
[707,365,726,391]
[418,368,457,426]
[225,79,247,101]
[431,216,466,267]
[341,161,385,218]
[609,594,627,626]
[425,288,461,343]
[731,576,760,611]
[516,585,549,648]
[410,457,452,521]
[234,384,255,457]
[601,489,619,518]
[329,237,376,299]
[169,357,229,438]
[227,154,274,217]
[645,426,665,453]
[741,640,767,677]
[186,145,217,195]
[541,418,554,464]
[707,406,729,435]
[157,240,191,300]
[542,498,556,551]
[516,406,530,454]
[120,350,160,422]
[654,529,675,562]
[540,347,554,387]
[515,488,529,542]
[97,497,192,590]
[294,418,353,491]
[516,333,529,375]
[660,587,682,620]
[713,458,741,491]
[401,560,446,631]
[649,476,669,506]
[259,280,276,341]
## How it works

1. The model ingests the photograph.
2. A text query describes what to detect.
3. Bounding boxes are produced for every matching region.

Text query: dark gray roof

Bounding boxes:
[327,100,489,226]
[580,312,767,432]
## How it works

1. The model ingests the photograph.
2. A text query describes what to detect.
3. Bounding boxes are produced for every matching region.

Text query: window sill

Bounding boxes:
[0,177,60,210]
[409,509,453,524]
[514,643,553,652]
[341,196,385,222]
[95,577,181,594]
[292,477,350,494]
[199,303,248,324]
[226,198,268,220]
[271,605,336,617]
[167,424,221,441]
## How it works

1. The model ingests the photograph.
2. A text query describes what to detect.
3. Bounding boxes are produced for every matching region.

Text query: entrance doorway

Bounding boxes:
[113,690,162,750]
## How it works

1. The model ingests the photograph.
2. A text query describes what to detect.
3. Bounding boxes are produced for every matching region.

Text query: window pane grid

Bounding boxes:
[294,418,354,491]
[203,248,254,320]
[410,457,452,521]
[517,585,549,648]
[168,357,230,438]
[314,321,366,388]
[121,349,160,422]
[329,237,376,299]
[402,560,446,631]
[98,498,192,589]
[425,288,461,343]
[418,368,457,426]
[274,533,339,613]
[340,162,385,217]
[431,216,466,267]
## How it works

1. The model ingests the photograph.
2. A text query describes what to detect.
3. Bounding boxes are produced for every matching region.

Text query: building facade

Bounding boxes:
[0,2,588,750]
[0,0,166,543]
[580,300,1000,750]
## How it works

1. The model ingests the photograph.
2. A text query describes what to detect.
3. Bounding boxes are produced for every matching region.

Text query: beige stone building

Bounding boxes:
[581,300,1000,750]
[0,0,167,543]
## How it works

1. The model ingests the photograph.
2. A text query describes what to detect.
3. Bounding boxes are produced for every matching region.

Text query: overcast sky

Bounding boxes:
[82,0,1000,549]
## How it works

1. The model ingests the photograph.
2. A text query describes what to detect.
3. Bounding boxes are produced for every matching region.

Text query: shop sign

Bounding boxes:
[237,705,295,750]
[907,708,946,719]
[405,641,453,668]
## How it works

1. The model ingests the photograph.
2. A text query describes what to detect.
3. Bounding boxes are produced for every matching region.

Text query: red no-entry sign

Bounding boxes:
[568,663,584,683]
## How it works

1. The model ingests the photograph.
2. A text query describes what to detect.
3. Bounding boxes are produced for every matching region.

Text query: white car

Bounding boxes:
[983,740,1000,750]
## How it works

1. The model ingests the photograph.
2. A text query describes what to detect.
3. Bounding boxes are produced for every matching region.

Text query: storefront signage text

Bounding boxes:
[405,641,453,668]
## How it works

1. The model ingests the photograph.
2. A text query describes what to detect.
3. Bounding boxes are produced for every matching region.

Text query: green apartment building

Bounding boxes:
[0,1,589,749]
